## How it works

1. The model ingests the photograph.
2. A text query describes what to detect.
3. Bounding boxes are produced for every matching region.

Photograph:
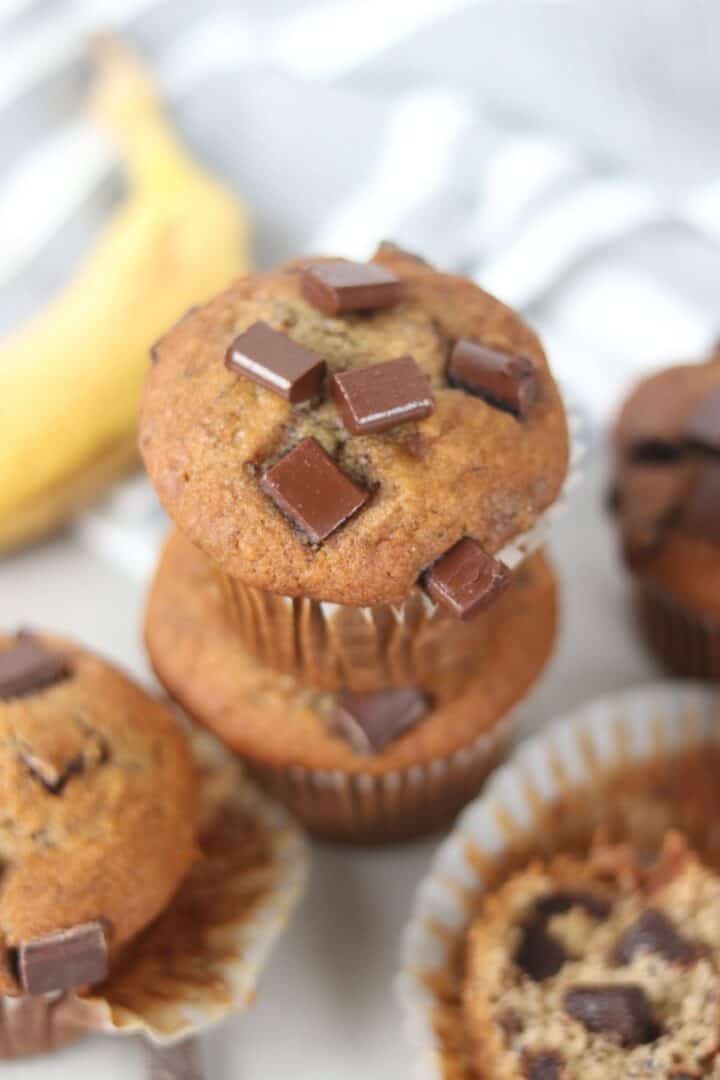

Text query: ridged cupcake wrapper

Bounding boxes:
[397,683,720,1080]
[249,710,520,845]
[0,729,308,1061]
[220,394,587,695]
[637,580,720,679]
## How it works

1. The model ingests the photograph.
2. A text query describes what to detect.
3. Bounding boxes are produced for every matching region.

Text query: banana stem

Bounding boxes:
[89,36,195,193]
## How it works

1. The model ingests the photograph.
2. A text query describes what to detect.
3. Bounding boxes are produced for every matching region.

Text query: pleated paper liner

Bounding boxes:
[397,683,720,1080]
[217,396,587,695]
[637,579,720,679]
[0,728,308,1060]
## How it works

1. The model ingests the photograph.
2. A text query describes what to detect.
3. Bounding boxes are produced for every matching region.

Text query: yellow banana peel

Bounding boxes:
[0,38,250,553]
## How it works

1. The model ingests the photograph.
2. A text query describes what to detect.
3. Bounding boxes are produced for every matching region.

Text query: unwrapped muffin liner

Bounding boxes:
[637,579,720,679]
[219,395,588,694]
[0,728,308,1060]
[397,683,720,1079]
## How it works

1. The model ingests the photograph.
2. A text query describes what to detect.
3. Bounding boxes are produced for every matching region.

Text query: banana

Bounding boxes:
[0,38,250,553]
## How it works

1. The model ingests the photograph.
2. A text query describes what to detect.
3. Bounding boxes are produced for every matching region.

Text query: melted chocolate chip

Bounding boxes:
[613,909,700,967]
[515,919,568,982]
[534,890,611,922]
[522,1050,563,1080]
[628,440,686,465]
[564,984,660,1047]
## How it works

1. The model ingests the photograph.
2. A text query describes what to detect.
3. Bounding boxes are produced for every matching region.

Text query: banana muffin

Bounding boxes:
[464,833,720,1078]
[0,631,197,997]
[144,531,557,841]
[140,245,569,609]
[611,350,720,677]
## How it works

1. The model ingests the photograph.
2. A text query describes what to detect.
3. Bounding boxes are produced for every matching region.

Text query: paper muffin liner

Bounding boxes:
[397,682,720,1080]
[0,728,308,1060]
[636,579,720,679]
[220,572,536,697]
[250,709,517,845]
[218,394,587,695]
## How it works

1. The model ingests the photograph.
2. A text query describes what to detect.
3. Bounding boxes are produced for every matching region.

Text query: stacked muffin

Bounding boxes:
[141,245,570,841]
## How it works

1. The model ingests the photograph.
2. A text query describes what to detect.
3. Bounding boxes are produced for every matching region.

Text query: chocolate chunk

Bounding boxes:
[18,921,108,995]
[332,688,429,754]
[144,1039,203,1080]
[617,463,690,567]
[629,439,685,464]
[613,909,699,967]
[20,750,84,794]
[683,386,720,452]
[515,919,568,982]
[423,538,511,620]
[0,634,68,701]
[522,1051,563,1080]
[301,260,402,315]
[374,240,431,266]
[225,321,325,403]
[563,984,659,1047]
[679,461,720,543]
[331,355,435,435]
[260,437,369,543]
[448,340,538,419]
[534,890,611,921]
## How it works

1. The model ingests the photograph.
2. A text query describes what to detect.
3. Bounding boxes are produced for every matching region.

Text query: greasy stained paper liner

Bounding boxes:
[0,730,308,1060]
[249,710,518,845]
[637,580,720,679]
[219,395,587,694]
[397,683,720,1080]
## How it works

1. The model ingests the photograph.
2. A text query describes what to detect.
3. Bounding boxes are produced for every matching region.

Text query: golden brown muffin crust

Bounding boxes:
[0,633,198,995]
[141,248,569,606]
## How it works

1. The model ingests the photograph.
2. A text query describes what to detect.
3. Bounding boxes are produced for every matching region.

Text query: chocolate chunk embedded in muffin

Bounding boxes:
[464,833,720,1078]
[0,631,197,996]
[140,246,568,607]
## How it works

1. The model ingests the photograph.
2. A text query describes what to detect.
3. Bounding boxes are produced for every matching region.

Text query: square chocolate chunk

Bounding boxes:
[301,260,402,315]
[331,355,435,435]
[0,634,68,701]
[449,340,538,419]
[260,437,369,543]
[332,688,429,754]
[423,538,511,620]
[225,321,325,403]
[18,921,108,995]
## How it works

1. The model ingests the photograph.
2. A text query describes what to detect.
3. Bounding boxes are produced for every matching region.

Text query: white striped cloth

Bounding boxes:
[3,0,720,577]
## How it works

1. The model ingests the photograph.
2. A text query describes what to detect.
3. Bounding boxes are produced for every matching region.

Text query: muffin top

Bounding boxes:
[0,631,198,997]
[464,833,720,1079]
[141,245,568,607]
[612,351,720,611]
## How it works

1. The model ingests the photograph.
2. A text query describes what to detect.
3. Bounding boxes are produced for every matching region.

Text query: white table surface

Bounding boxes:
[0,451,661,1079]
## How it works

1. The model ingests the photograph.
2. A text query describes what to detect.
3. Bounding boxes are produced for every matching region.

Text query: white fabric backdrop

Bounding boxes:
[2,0,719,569]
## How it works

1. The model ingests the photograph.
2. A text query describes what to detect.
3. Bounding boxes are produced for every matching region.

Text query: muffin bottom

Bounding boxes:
[145,533,559,843]
[637,579,720,679]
